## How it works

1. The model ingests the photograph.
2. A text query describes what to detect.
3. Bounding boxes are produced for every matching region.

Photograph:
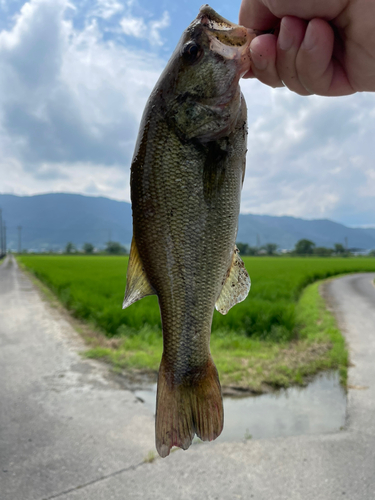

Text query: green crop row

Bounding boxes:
[18,255,375,341]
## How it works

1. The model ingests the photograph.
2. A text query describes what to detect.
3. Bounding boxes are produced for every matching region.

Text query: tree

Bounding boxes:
[264,243,278,256]
[313,246,333,257]
[246,246,258,256]
[295,239,315,255]
[105,241,126,255]
[65,242,76,254]
[236,242,258,256]
[334,243,345,254]
[236,243,249,255]
[83,242,94,254]
[369,250,375,257]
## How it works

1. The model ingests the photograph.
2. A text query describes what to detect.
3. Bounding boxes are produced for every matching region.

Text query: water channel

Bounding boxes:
[134,371,347,442]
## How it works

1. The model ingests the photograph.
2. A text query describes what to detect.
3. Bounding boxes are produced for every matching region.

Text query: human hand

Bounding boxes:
[239,0,375,96]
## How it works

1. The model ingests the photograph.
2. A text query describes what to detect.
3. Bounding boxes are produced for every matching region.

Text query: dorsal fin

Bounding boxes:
[215,246,250,315]
[123,237,156,309]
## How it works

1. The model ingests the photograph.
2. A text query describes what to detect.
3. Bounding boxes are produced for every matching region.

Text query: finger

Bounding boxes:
[249,34,284,88]
[276,16,311,95]
[263,0,347,20]
[296,18,354,96]
[239,0,279,30]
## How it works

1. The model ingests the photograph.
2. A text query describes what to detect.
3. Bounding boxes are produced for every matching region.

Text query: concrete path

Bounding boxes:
[1,256,375,500]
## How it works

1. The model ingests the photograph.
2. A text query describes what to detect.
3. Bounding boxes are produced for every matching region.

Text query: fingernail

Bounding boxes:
[278,20,293,51]
[302,23,315,51]
[250,48,267,71]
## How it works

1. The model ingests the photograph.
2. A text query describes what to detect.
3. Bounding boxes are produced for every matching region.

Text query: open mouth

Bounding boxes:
[199,4,252,47]
[197,6,253,76]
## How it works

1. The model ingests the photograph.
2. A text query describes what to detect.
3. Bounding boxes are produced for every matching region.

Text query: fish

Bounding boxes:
[123,4,252,458]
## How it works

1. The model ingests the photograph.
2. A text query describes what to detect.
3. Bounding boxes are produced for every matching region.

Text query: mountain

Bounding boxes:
[0,193,132,251]
[237,214,375,250]
[0,193,374,251]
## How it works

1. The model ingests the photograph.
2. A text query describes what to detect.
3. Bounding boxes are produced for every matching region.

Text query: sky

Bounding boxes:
[0,0,374,227]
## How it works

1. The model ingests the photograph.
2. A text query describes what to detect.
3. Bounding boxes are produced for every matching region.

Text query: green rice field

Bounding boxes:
[17,255,375,389]
[17,255,375,340]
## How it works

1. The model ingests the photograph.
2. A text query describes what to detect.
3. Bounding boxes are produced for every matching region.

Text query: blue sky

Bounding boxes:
[0,0,374,227]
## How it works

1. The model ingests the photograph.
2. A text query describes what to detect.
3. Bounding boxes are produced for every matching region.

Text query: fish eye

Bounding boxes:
[182,42,202,64]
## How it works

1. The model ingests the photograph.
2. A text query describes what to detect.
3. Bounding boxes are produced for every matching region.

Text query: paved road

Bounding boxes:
[1,256,375,500]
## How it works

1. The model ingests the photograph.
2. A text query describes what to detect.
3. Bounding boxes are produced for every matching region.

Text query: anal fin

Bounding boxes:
[215,245,250,315]
[123,237,155,309]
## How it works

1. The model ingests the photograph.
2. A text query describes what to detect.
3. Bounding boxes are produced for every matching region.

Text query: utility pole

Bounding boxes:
[345,236,348,251]
[18,225,22,254]
[3,222,6,255]
[256,233,260,248]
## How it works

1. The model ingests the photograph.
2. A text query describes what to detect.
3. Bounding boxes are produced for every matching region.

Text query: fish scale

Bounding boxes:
[123,5,252,457]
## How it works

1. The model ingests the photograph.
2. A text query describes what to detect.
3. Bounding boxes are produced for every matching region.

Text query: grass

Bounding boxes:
[143,450,157,463]
[16,255,375,339]
[81,279,348,391]
[17,255,375,391]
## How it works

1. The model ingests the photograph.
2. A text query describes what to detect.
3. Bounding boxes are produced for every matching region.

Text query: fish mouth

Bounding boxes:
[198,5,255,76]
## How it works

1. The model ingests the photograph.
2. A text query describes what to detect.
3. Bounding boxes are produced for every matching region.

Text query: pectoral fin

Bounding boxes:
[123,237,156,309]
[215,246,250,315]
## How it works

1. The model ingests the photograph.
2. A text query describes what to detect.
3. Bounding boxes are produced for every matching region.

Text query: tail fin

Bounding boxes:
[155,356,223,458]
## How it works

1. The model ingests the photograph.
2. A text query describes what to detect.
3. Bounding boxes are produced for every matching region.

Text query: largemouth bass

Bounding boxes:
[123,5,252,458]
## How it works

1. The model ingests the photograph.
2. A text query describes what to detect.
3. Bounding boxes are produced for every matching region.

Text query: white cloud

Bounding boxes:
[91,0,123,20]
[0,156,130,201]
[120,10,170,46]
[149,11,170,46]
[240,79,375,225]
[120,15,146,38]
[0,0,374,227]
[0,0,165,202]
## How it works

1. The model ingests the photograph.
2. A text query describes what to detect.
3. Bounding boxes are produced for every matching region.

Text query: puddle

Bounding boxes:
[134,371,346,442]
